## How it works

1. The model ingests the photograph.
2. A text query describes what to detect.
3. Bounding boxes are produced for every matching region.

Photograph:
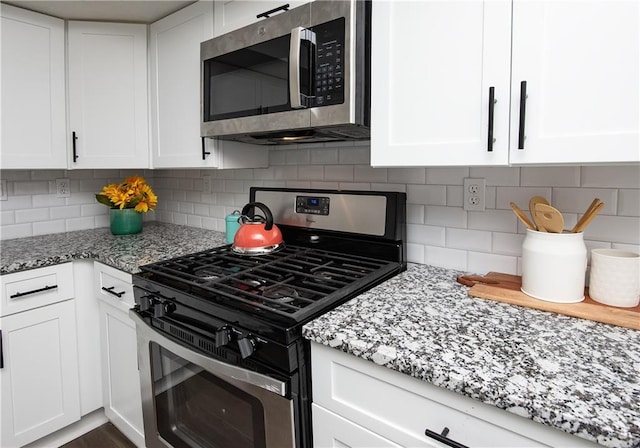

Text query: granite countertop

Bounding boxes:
[303,264,640,448]
[0,222,227,274]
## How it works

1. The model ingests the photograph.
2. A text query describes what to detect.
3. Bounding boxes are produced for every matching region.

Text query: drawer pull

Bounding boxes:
[424,427,469,448]
[102,286,125,298]
[10,284,58,299]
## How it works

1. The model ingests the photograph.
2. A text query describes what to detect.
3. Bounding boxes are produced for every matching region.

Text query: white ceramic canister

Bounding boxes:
[521,229,587,303]
[589,249,640,308]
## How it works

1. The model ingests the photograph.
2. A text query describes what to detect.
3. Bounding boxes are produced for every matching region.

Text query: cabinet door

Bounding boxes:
[312,404,403,448]
[213,0,308,37]
[99,300,144,447]
[150,1,216,168]
[509,1,640,164]
[0,300,81,447]
[370,1,511,167]
[0,4,67,169]
[68,22,149,169]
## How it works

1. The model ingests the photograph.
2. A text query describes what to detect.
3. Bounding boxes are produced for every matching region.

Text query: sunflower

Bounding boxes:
[96,175,157,212]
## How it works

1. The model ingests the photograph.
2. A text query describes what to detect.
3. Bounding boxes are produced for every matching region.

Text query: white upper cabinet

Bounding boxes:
[372,0,639,167]
[151,1,268,169]
[1,4,67,169]
[509,0,639,164]
[67,22,149,169]
[150,1,215,168]
[213,1,308,37]
[371,0,512,167]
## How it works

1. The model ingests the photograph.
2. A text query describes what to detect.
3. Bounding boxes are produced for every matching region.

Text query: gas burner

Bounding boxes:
[193,266,225,281]
[262,285,300,303]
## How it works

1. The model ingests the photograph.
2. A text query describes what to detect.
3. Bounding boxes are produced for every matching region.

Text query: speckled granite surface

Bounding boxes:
[303,263,640,448]
[0,222,226,274]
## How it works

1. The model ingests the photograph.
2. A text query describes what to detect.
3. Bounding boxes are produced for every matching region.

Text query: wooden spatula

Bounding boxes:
[534,203,564,233]
[528,196,549,230]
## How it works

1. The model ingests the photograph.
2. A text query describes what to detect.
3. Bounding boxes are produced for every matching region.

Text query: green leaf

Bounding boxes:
[95,194,115,207]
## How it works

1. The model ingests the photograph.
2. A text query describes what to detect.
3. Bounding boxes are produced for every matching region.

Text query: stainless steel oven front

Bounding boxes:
[130,311,296,448]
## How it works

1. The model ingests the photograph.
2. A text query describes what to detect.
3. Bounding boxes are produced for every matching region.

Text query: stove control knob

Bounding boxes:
[163,302,176,315]
[237,336,256,359]
[215,327,232,348]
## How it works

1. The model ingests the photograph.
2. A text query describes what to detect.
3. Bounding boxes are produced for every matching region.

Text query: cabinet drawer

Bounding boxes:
[0,263,74,317]
[94,262,134,310]
[312,343,547,448]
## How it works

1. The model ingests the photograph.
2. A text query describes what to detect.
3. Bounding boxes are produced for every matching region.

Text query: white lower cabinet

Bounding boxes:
[95,262,145,447]
[311,342,597,448]
[0,300,81,447]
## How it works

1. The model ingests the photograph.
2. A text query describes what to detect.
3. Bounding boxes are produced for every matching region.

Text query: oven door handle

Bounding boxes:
[129,310,288,397]
[289,26,315,109]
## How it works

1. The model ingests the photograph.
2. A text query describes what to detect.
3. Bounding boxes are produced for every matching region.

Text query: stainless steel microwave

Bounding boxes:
[200,0,370,145]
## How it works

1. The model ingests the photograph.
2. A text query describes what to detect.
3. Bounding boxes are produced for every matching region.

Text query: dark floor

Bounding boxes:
[61,422,136,448]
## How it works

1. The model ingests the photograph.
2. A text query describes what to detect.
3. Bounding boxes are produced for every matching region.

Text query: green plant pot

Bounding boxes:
[109,208,143,235]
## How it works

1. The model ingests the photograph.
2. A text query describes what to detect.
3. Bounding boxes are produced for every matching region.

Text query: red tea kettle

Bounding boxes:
[231,202,285,255]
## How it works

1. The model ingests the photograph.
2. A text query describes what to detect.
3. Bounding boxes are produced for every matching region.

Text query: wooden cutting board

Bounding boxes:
[460,272,640,330]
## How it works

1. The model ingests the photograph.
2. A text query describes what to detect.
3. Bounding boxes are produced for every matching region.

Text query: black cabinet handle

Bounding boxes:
[102,286,125,298]
[424,427,469,448]
[257,4,289,19]
[10,284,58,299]
[487,86,496,152]
[201,137,211,160]
[0,330,4,369]
[72,131,79,162]
[518,80,527,149]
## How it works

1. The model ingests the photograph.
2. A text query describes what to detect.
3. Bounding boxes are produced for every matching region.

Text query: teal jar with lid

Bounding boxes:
[225,210,241,244]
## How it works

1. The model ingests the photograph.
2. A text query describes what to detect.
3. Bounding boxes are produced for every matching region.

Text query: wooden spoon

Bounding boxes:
[528,196,549,230]
[571,198,602,233]
[510,202,535,230]
[534,203,564,233]
[572,201,604,233]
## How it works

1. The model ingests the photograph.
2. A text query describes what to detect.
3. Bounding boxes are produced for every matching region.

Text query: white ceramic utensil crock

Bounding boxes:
[521,229,587,303]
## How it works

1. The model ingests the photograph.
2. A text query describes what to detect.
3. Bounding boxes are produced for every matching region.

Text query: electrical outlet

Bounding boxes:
[202,175,212,194]
[463,178,486,211]
[56,178,71,198]
[0,179,7,201]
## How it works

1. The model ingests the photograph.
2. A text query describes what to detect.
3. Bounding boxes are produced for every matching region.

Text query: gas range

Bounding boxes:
[130,187,406,448]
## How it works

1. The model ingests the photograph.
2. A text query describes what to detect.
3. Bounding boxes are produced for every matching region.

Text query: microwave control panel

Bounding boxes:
[312,18,345,107]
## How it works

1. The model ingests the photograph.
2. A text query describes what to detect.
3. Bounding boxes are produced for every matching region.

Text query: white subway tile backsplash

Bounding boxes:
[425,206,467,229]
[406,185,446,206]
[338,147,369,164]
[310,149,338,164]
[468,209,517,233]
[468,251,518,275]
[426,167,468,185]
[424,246,467,271]
[469,167,519,186]
[324,165,354,182]
[582,166,640,188]
[553,188,617,214]
[388,168,426,184]
[407,224,446,246]
[2,160,639,276]
[583,215,640,244]
[618,189,640,216]
[33,220,66,236]
[354,165,387,183]
[521,167,580,187]
[15,208,49,223]
[446,228,491,252]
[492,232,526,256]
[407,204,425,224]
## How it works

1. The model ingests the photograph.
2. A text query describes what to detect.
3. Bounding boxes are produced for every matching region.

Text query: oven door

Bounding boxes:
[130,311,295,448]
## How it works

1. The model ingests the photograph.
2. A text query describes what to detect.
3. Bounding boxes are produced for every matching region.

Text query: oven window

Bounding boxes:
[204,35,291,122]
[150,343,266,448]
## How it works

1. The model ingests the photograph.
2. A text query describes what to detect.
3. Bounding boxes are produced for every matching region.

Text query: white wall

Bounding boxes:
[1,143,639,274]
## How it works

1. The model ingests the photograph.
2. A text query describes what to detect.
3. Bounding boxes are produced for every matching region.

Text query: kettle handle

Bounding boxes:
[241,202,275,231]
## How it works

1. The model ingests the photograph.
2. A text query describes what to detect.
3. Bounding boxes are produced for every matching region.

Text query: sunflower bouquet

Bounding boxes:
[96,175,158,213]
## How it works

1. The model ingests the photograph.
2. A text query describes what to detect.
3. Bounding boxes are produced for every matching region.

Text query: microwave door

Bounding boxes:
[289,27,316,109]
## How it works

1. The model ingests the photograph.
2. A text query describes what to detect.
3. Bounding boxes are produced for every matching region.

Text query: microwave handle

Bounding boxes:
[289,27,314,109]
